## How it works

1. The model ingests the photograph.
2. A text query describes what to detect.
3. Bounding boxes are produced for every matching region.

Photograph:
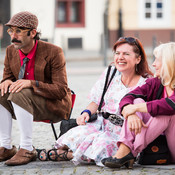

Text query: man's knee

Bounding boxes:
[8,89,33,105]
[0,91,14,117]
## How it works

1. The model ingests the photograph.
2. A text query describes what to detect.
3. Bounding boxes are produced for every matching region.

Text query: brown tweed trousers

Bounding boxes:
[0,40,72,122]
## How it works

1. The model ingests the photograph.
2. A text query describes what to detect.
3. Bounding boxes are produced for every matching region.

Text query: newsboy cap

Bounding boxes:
[5,11,38,29]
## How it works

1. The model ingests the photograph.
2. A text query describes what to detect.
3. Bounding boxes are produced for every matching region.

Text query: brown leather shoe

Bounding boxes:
[0,145,17,162]
[5,147,37,166]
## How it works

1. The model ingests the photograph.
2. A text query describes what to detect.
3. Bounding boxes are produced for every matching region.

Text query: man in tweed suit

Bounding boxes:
[0,11,72,165]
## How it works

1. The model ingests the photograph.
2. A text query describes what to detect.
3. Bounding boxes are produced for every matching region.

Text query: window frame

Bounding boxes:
[138,0,171,28]
[55,0,85,28]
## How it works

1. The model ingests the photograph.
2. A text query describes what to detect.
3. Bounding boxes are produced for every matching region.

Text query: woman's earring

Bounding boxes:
[135,64,138,72]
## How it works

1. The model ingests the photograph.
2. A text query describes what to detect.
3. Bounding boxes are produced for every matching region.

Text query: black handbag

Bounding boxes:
[59,65,117,137]
[59,113,98,137]
[138,135,170,165]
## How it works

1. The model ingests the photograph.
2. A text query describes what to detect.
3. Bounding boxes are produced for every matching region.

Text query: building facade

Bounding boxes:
[3,0,107,54]
[108,0,175,52]
[1,0,175,59]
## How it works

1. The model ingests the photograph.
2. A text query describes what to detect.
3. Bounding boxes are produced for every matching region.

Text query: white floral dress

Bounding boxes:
[54,66,146,166]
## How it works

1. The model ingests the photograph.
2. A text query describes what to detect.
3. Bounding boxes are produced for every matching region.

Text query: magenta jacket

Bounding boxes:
[119,77,175,117]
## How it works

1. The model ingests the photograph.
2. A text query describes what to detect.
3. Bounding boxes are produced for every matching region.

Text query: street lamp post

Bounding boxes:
[103,9,108,67]
[0,23,3,56]
[118,7,123,37]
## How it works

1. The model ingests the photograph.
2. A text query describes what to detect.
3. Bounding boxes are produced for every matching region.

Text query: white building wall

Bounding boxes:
[10,0,106,52]
[10,0,55,42]
[54,0,107,51]
[138,0,171,29]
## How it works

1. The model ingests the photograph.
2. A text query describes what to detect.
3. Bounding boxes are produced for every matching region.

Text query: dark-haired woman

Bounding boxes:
[39,37,153,166]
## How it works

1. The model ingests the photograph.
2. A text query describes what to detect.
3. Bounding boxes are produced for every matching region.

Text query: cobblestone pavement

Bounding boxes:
[0,50,175,174]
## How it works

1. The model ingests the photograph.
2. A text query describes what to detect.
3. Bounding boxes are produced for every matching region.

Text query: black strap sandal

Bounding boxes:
[48,149,69,161]
[36,149,49,161]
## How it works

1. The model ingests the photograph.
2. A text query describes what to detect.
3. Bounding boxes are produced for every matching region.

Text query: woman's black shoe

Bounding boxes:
[101,157,110,165]
[104,152,135,169]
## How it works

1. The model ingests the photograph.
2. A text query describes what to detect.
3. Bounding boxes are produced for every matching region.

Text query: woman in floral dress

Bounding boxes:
[39,37,153,166]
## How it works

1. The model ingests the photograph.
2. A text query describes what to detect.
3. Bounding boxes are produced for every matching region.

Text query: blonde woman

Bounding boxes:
[103,42,175,168]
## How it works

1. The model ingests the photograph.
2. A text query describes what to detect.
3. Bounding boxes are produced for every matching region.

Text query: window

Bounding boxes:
[56,0,85,27]
[144,0,163,19]
[145,1,151,18]
[68,38,82,49]
[156,1,163,18]
[138,0,170,28]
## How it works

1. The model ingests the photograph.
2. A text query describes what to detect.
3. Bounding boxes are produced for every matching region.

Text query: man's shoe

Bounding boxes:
[0,145,17,162]
[5,147,37,166]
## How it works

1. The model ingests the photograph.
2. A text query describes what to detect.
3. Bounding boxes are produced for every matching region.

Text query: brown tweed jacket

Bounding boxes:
[2,40,72,120]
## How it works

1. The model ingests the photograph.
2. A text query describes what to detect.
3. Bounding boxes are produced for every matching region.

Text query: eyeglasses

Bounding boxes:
[118,37,141,53]
[7,28,31,36]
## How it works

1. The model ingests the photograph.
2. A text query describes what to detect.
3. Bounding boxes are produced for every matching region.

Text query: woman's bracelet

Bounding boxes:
[81,109,91,117]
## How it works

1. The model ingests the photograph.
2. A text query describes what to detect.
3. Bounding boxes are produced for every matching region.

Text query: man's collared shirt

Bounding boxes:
[18,40,38,80]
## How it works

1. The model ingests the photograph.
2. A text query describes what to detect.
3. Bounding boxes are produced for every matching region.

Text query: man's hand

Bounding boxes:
[127,114,147,135]
[0,80,13,96]
[9,80,32,93]
[76,112,90,125]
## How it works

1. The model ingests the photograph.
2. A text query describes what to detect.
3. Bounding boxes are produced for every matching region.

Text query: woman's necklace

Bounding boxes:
[125,84,129,88]
[122,75,138,88]
[124,81,132,88]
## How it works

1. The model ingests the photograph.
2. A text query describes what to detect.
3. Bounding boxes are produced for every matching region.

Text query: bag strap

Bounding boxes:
[98,65,117,111]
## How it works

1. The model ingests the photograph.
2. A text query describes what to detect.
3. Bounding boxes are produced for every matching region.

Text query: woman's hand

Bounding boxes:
[127,114,147,135]
[122,103,147,119]
[76,112,90,125]
[122,104,137,119]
